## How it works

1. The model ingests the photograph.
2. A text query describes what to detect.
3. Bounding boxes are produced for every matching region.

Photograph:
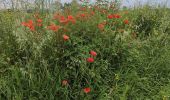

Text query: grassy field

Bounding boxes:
[0,4,170,100]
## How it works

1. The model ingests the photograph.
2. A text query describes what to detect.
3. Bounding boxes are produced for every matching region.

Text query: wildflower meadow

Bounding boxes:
[0,0,170,99]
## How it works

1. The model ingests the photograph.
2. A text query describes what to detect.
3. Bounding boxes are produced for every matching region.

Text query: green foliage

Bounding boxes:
[0,5,170,100]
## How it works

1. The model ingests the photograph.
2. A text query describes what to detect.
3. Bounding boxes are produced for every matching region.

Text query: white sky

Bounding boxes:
[0,0,170,9]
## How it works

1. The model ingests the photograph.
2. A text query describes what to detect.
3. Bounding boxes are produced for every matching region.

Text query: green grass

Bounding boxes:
[0,5,170,100]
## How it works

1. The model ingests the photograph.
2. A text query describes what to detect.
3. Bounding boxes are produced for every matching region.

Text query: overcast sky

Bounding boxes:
[61,0,170,7]
[0,0,170,9]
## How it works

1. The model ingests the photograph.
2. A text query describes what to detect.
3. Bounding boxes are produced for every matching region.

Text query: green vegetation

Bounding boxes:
[0,3,170,100]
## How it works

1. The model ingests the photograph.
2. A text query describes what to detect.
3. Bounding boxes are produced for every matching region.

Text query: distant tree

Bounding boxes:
[71,0,79,6]
[63,3,71,10]
[51,0,62,12]
[122,6,127,10]
[71,0,79,10]
[34,0,45,12]
[10,0,15,10]
[0,0,7,9]
[96,0,121,9]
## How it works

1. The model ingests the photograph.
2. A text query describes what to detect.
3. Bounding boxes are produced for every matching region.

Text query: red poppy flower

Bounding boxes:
[28,20,33,25]
[112,14,117,18]
[67,15,74,20]
[90,50,97,56]
[87,57,94,63]
[67,15,76,24]
[112,14,121,18]
[63,34,69,41]
[91,11,95,16]
[83,87,91,93]
[21,20,35,31]
[80,14,85,17]
[124,19,129,24]
[116,14,121,18]
[37,23,42,27]
[59,16,68,24]
[98,23,105,31]
[107,14,113,19]
[21,22,27,26]
[27,20,34,28]
[62,80,68,86]
[47,24,60,32]
[37,19,42,23]
[29,25,35,31]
